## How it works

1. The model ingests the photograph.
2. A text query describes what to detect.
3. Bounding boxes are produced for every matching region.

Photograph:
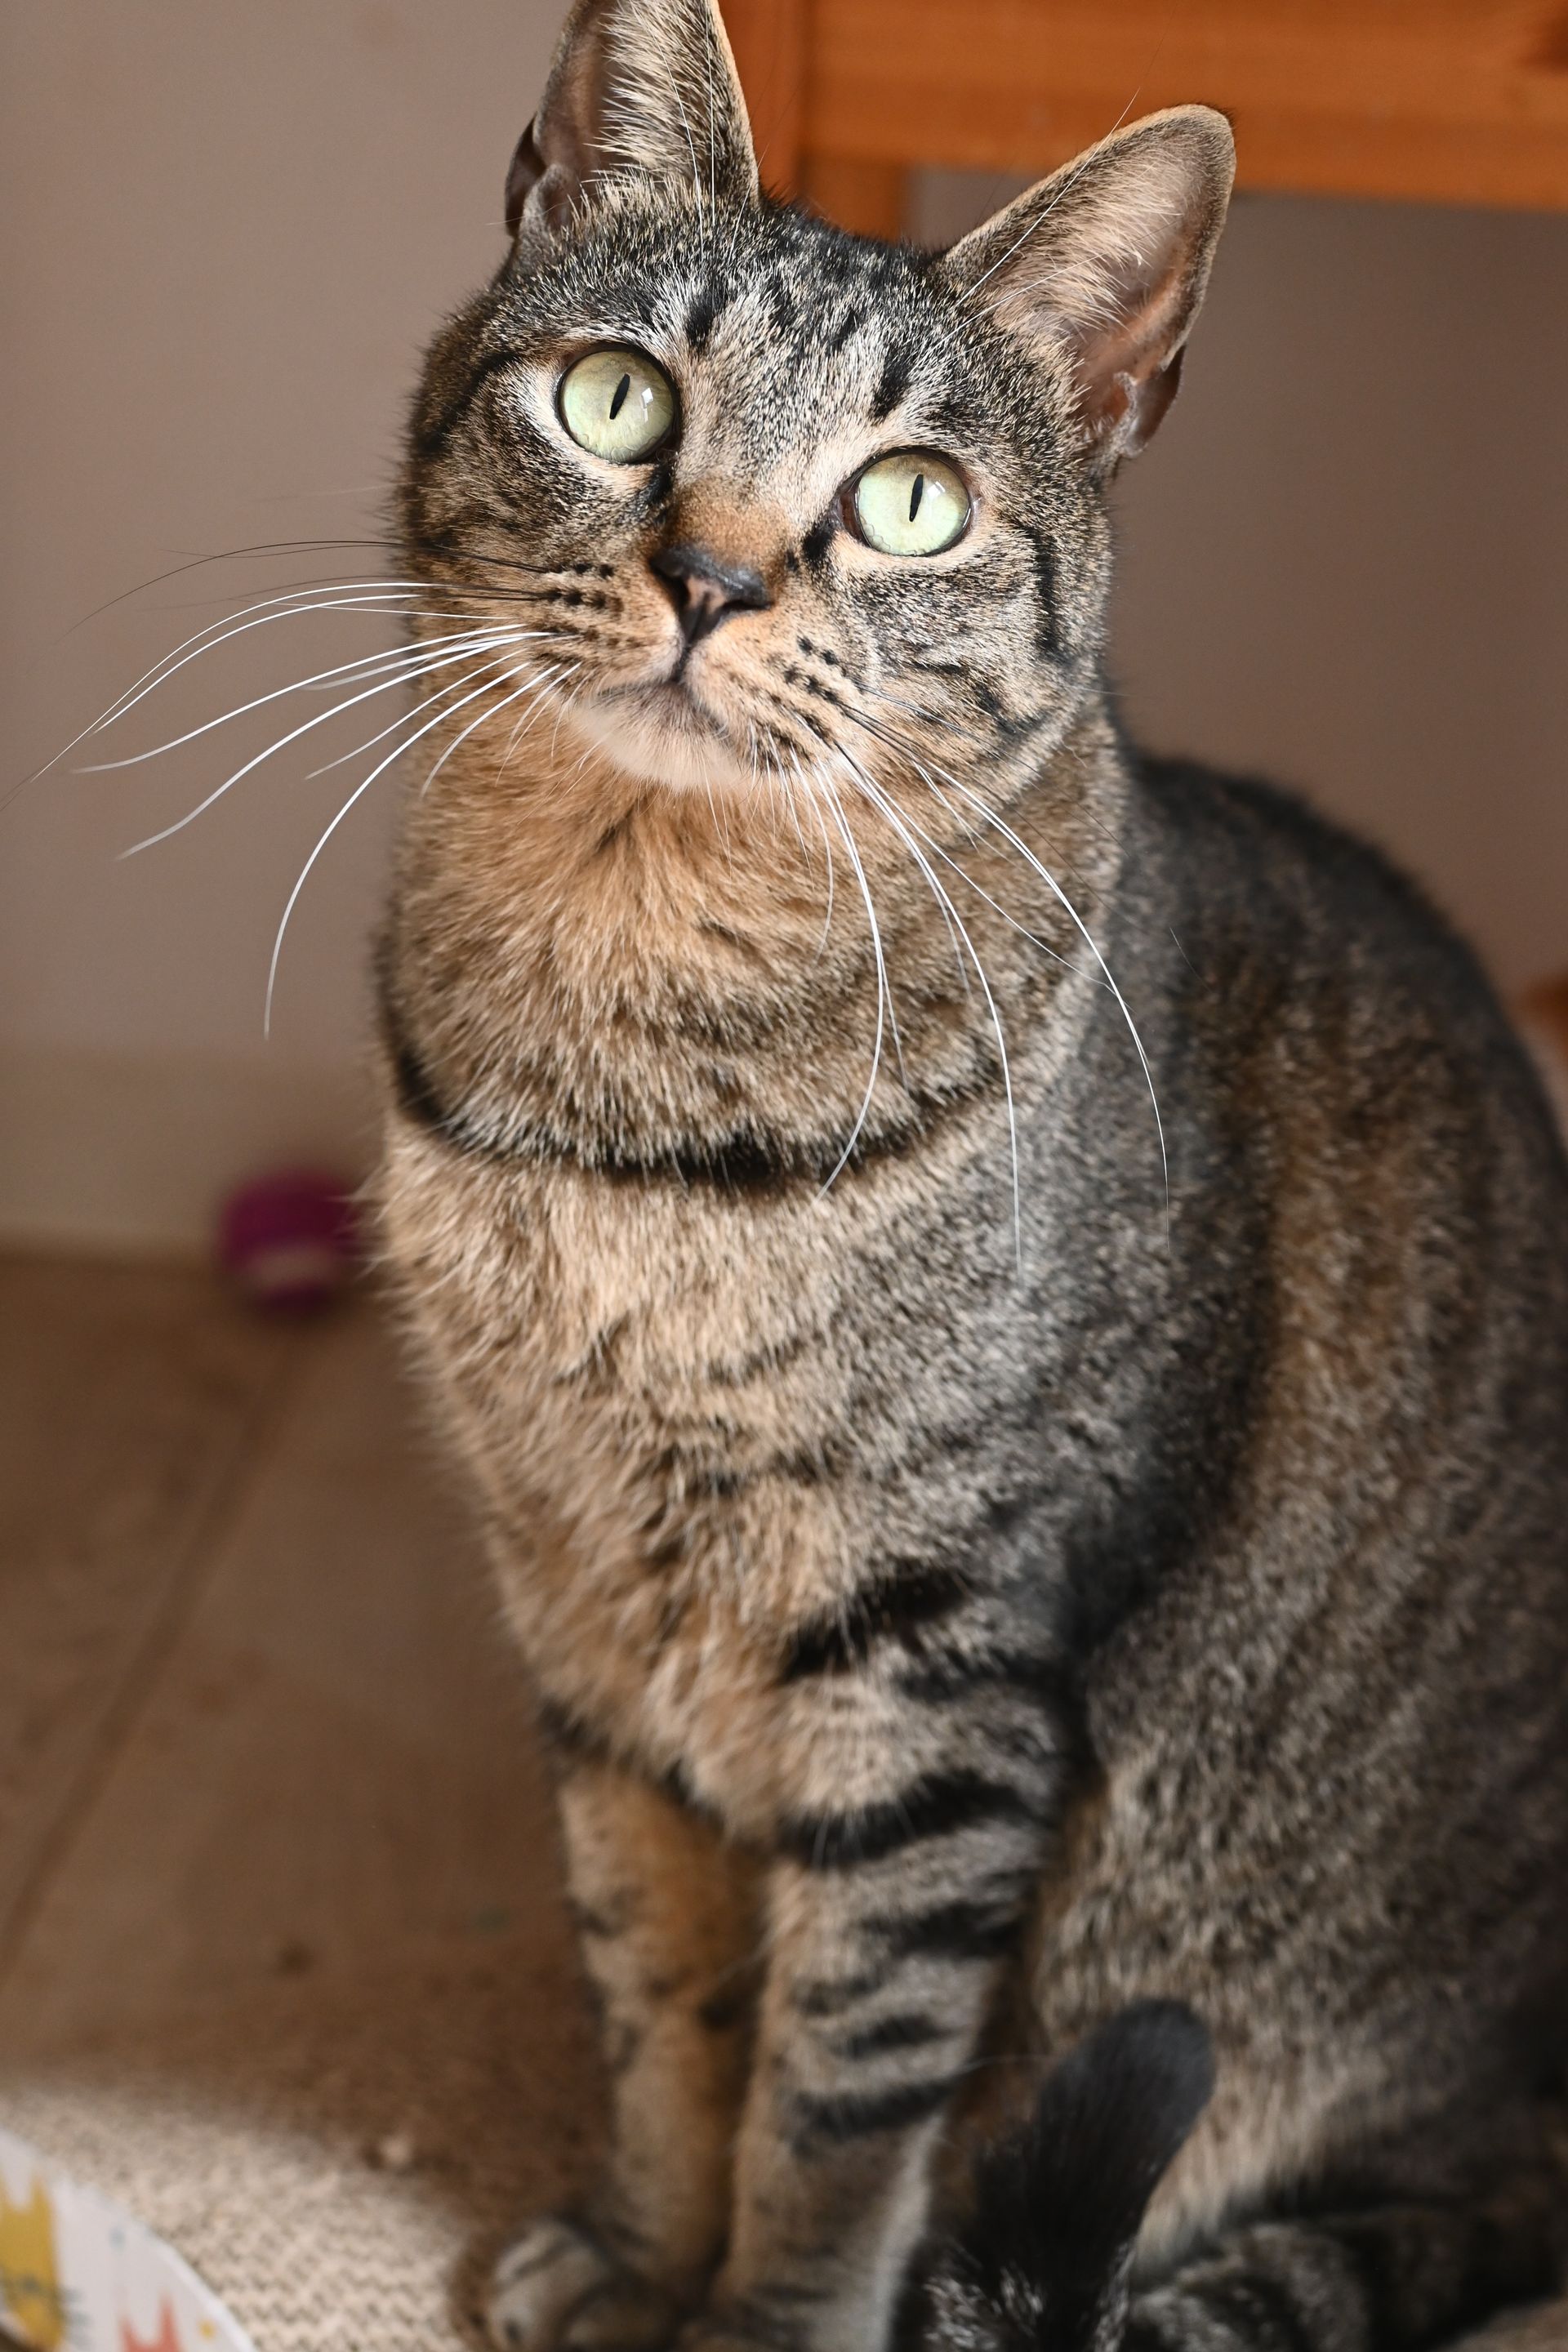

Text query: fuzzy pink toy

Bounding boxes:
[216,1170,359,1312]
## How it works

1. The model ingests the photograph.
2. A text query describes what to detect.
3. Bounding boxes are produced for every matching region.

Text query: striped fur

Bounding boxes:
[373,6,1568,2351]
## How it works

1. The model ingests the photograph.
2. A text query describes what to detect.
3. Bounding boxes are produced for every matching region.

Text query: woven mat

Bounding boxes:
[1,1937,599,2350]
[2,1948,1562,2351]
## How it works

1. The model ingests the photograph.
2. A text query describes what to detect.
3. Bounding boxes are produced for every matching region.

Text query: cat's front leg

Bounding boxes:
[488,1753,762,2352]
[688,1776,1054,2352]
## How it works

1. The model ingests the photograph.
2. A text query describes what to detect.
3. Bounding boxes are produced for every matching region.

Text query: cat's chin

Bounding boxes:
[562,689,776,800]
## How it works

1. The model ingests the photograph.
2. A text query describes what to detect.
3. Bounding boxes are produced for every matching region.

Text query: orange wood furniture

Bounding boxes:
[722,0,1568,234]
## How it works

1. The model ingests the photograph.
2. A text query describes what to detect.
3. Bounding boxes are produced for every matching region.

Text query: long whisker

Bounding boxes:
[304,640,568,778]
[264,656,563,1034]
[76,585,517,746]
[118,639,543,858]
[837,733,971,994]
[841,703,1091,980]
[418,660,578,800]
[73,535,572,631]
[29,585,477,790]
[838,746,1024,1272]
[831,768,905,1090]
[495,659,582,777]
[67,539,423,631]
[82,621,536,773]
[796,754,838,958]
[38,550,585,787]
[920,752,1169,1232]
[808,771,893,1200]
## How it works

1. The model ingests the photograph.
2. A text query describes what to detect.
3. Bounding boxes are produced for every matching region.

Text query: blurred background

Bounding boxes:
[2,0,1566,1253]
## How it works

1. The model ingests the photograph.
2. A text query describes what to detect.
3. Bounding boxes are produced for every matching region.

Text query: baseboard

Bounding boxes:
[0,1045,379,1259]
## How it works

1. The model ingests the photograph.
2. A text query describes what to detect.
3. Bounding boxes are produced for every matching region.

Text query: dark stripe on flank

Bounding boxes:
[792,1969,887,2020]
[893,1646,1078,1710]
[779,1771,1040,1870]
[791,2070,964,2149]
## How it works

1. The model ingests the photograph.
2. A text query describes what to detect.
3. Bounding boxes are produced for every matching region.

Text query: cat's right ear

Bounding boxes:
[939,108,1234,471]
[506,0,759,252]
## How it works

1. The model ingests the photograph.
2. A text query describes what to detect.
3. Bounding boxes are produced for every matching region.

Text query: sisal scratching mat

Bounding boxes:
[0,1940,598,2352]
[2,1949,1562,2352]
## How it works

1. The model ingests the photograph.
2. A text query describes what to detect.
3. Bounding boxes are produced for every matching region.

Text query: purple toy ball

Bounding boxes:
[217,1170,359,1313]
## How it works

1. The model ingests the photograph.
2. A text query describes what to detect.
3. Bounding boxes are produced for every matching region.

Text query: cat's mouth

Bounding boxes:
[570,664,768,794]
[606,668,728,737]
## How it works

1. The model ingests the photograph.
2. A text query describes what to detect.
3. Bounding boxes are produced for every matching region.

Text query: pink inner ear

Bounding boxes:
[1077,237,1187,394]
[1067,220,1202,456]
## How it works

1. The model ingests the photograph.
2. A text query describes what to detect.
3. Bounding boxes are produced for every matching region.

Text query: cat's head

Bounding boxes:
[399,0,1232,816]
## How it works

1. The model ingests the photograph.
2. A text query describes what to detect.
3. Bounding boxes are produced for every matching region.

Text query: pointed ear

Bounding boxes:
[940,108,1234,470]
[506,0,759,247]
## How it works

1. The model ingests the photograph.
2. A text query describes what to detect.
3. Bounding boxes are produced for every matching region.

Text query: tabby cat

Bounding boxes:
[373,3,1568,2349]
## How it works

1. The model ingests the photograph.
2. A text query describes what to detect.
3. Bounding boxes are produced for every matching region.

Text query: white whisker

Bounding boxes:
[792,754,838,959]
[810,772,893,1200]
[30,584,494,786]
[84,623,535,773]
[265,655,558,1034]
[496,660,581,776]
[118,639,539,858]
[305,640,554,779]
[419,660,578,800]
[837,747,1024,1272]
[843,703,1090,980]
[924,755,1169,1230]
[78,581,497,733]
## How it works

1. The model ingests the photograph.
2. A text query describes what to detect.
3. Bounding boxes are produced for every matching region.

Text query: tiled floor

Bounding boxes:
[0,1253,558,2057]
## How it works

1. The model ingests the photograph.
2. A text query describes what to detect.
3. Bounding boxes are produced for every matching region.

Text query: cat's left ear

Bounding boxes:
[940,108,1235,470]
[506,0,759,248]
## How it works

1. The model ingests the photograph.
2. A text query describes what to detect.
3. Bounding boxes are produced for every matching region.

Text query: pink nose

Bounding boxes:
[650,542,771,646]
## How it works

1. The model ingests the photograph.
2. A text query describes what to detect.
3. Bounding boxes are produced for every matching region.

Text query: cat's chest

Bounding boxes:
[382,1120,886,1820]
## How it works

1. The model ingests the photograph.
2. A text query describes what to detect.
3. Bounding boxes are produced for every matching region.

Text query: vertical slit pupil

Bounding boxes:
[908,471,925,523]
[608,371,632,421]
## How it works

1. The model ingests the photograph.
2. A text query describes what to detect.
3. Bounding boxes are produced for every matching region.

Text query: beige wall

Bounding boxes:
[2,7,1565,1247]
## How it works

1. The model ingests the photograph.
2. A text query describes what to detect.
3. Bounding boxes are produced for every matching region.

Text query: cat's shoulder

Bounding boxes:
[1119,750,1563,1152]
[1127,748,1494,1008]
[1130,750,1432,918]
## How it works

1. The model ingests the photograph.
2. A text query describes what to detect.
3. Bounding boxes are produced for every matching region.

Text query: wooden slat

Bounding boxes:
[722,0,809,194]
[804,0,1568,211]
[802,153,910,235]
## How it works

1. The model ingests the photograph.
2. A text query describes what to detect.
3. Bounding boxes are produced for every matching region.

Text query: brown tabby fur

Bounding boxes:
[372,6,1568,2351]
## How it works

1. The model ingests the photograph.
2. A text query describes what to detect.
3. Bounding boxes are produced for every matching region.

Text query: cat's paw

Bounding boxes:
[486,2217,680,2352]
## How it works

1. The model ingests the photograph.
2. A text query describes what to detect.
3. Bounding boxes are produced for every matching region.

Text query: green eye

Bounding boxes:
[853,452,970,556]
[558,347,676,462]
